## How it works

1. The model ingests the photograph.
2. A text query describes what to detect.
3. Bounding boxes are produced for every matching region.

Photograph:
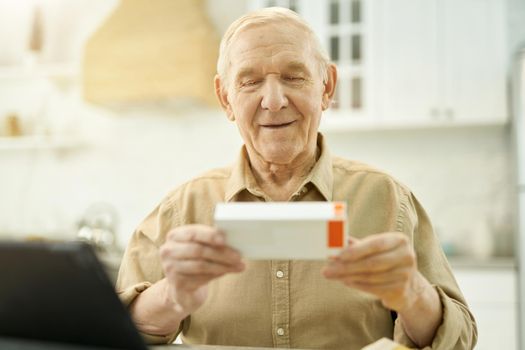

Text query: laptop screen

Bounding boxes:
[0,241,147,350]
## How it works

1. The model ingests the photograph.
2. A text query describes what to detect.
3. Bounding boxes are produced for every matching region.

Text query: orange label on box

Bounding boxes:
[334,202,344,216]
[327,220,344,247]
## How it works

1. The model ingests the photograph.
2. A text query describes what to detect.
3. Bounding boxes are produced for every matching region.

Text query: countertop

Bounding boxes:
[448,256,516,269]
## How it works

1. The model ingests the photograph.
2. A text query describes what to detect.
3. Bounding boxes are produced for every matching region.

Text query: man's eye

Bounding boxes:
[241,80,260,87]
[284,76,305,82]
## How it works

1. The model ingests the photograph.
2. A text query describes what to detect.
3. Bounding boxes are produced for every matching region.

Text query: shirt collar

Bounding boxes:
[225,133,334,202]
[308,133,333,201]
[225,146,258,202]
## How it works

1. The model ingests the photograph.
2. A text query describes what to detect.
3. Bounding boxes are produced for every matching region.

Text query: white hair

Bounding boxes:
[216,7,331,89]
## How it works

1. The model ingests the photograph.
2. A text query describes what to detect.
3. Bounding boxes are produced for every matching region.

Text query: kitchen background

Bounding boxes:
[0,0,524,349]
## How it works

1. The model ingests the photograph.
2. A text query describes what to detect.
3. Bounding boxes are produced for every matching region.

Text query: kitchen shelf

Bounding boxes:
[0,135,86,151]
[0,62,79,81]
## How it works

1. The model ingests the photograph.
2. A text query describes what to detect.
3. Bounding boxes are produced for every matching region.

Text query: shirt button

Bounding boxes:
[276,270,284,278]
[276,327,285,336]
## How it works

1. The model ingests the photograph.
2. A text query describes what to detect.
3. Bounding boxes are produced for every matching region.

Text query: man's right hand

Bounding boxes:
[159,224,245,317]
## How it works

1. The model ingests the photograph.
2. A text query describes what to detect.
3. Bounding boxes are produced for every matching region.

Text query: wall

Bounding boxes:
[326,126,515,258]
[0,90,515,258]
[0,99,244,248]
[0,0,519,258]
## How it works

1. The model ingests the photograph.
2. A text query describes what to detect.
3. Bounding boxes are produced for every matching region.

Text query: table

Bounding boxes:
[0,338,306,350]
[0,336,404,350]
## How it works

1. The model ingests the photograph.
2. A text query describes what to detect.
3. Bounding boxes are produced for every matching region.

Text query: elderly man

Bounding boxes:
[116,7,477,350]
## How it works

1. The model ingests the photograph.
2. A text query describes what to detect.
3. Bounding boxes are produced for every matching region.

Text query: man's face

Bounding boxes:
[217,22,332,165]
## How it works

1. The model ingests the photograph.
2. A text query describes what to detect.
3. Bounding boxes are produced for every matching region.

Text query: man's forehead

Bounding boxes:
[229,22,312,56]
[230,28,314,71]
[234,60,311,77]
[235,20,306,40]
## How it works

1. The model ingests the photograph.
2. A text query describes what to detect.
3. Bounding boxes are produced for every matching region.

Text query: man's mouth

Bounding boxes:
[261,121,296,129]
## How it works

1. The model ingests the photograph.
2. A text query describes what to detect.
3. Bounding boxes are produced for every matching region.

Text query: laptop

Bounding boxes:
[0,240,149,350]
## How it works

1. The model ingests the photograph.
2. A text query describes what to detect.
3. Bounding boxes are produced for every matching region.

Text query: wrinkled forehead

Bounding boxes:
[227,22,317,74]
[231,21,311,48]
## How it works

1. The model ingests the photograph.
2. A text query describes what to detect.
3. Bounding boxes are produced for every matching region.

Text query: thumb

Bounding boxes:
[347,236,358,246]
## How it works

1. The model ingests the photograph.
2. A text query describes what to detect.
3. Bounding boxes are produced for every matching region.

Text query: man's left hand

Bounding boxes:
[322,232,429,313]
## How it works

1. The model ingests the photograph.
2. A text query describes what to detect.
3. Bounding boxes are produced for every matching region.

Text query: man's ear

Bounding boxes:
[321,64,338,110]
[214,75,235,121]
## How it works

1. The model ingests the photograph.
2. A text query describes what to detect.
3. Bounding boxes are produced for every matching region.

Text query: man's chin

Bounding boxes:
[257,147,301,165]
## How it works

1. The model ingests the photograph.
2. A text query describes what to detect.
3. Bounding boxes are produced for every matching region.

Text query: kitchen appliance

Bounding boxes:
[513,48,525,350]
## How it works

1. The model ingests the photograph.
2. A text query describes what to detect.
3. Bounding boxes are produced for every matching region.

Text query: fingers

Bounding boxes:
[337,232,409,262]
[342,280,406,300]
[162,224,243,268]
[324,266,413,285]
[324,247,415,276]
[160,225,245,293]
[323,232,418,311]
[163,241,242,267]
[167,224,226,246]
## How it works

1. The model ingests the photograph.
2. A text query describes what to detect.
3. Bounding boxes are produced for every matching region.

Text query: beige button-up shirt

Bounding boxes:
[116,135,477,350]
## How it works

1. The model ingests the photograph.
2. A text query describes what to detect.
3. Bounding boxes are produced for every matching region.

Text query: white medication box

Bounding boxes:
[214,202,347,260]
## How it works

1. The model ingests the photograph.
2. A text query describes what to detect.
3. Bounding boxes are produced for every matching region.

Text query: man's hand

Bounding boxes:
[322,232,421,312]
[160,224,245,317]
[322,232,442,347]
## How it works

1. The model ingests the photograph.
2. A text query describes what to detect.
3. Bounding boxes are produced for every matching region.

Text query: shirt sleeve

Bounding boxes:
[393,191,478,349]
[115,198,183,344]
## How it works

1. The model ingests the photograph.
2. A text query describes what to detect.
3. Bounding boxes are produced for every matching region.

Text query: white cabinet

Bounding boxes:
[372,0,438,123]
[453,266,517,350]
[250,0,508,130]
[373,0,507,125]
[440,0,507,123]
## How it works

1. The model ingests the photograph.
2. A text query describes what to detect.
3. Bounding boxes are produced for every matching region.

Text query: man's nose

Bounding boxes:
[260,79,288,112]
